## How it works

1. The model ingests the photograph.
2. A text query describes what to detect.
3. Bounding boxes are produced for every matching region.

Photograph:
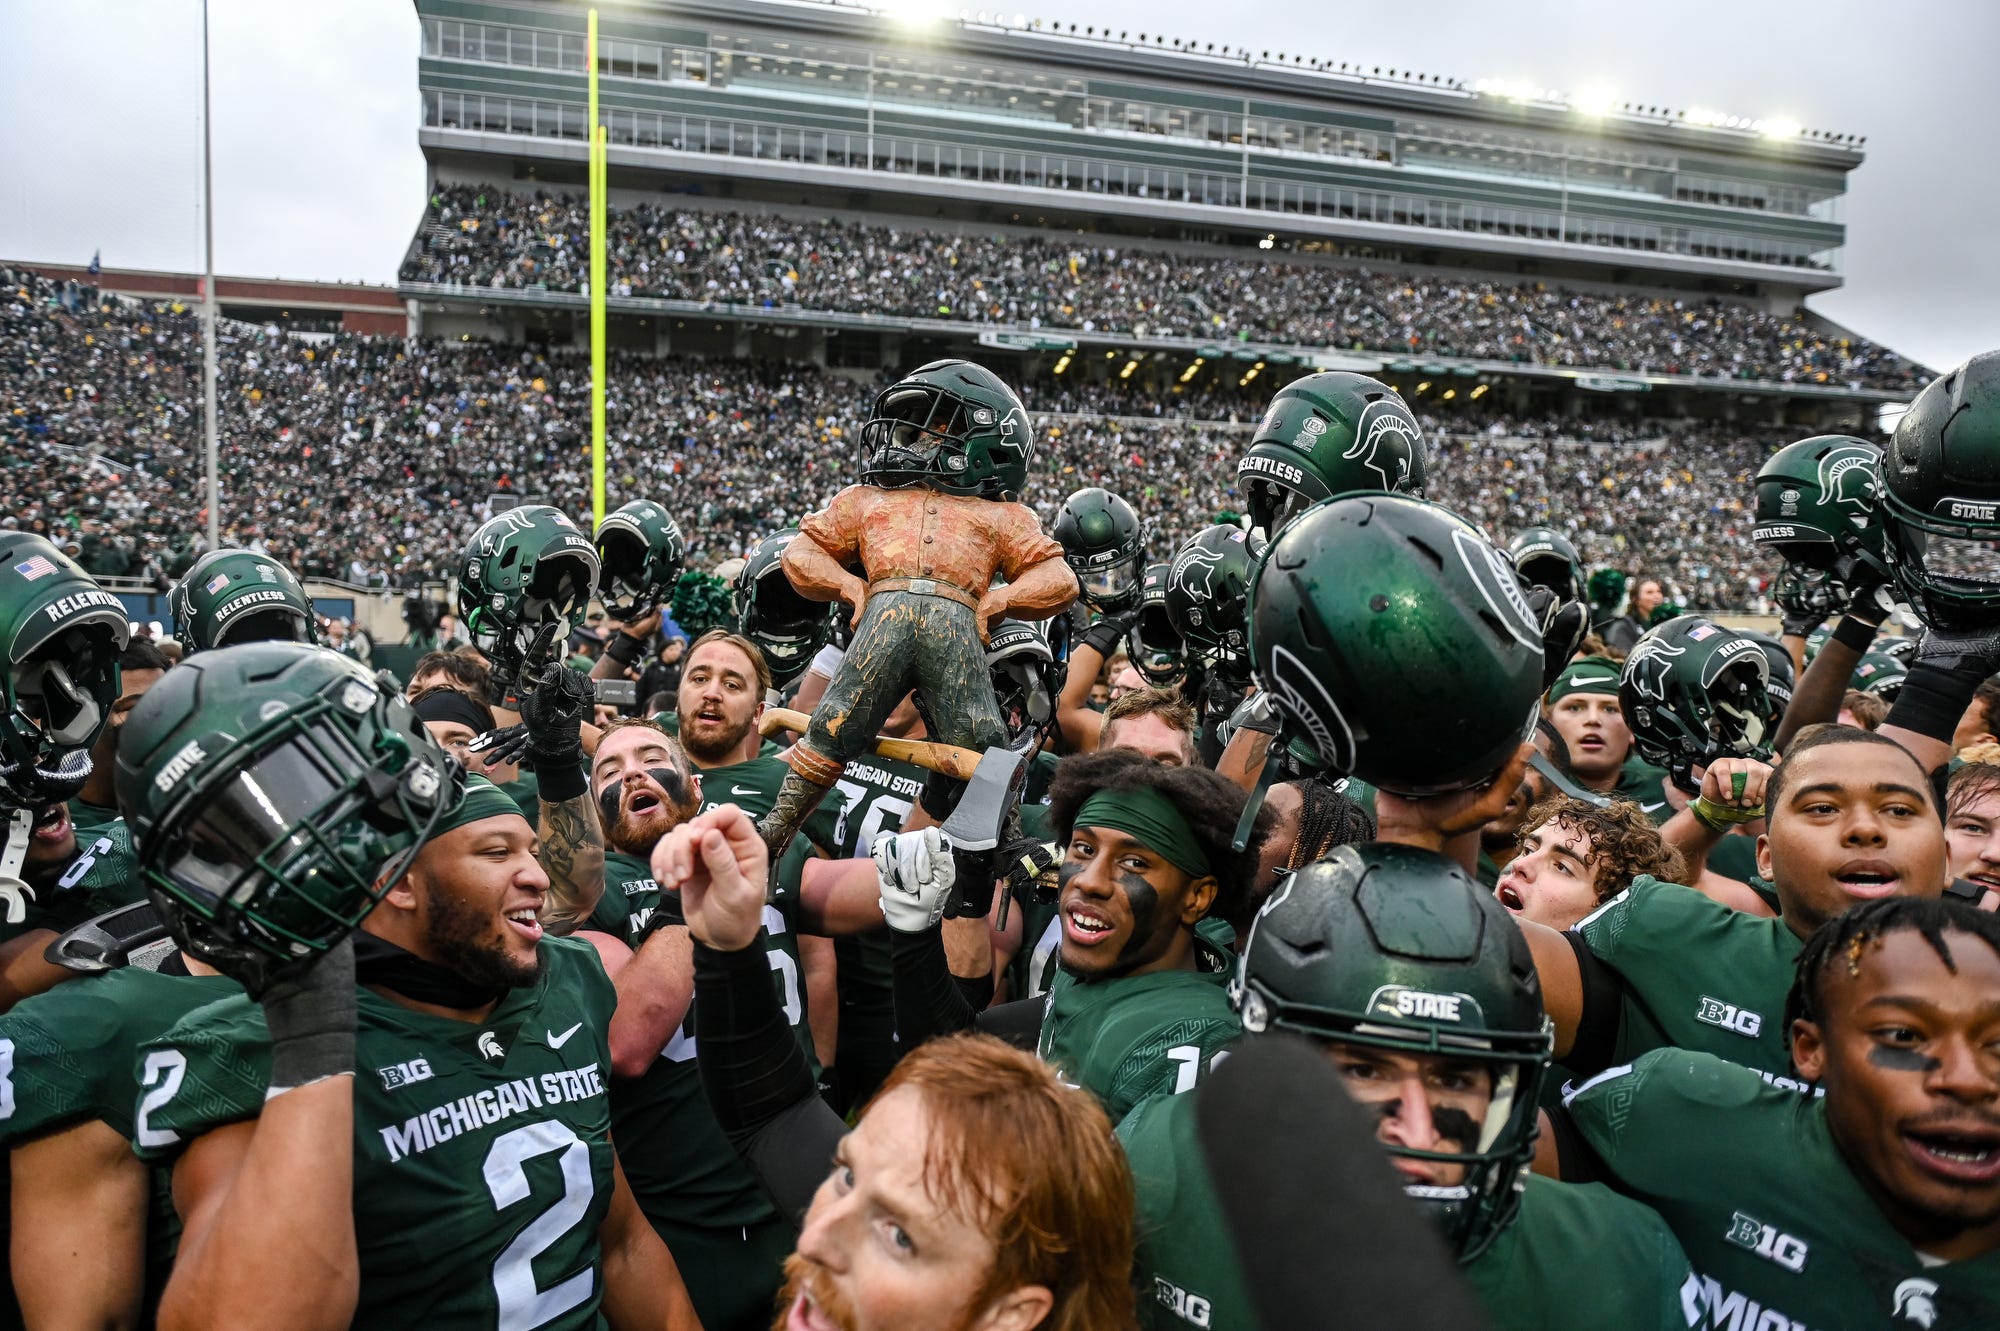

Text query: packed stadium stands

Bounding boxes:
[400,187,1926,392]
[5,266,1795,610]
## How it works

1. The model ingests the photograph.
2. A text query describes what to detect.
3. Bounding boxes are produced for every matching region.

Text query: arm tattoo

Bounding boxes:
[538,792,605,935]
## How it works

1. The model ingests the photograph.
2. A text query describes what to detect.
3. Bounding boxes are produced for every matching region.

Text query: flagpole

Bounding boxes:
[201,0,220,552]
[588,9,606,527]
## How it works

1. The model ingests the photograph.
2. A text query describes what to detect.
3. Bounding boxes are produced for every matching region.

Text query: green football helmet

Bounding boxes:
[1736,630,1797,711]
[114,642,463,989]
[595,500,685,620]
[1506,527,1585,603]
[1127,561,1183,686]
[1238,373,1426,539]
[1803,625,1834,662]
[1246,495,1543,796]
[1752,435,1888,577]
[1164,525,1265,689]
[1052,487,1146,613]
[0,533,129,806]
[987,618,1066,748]
[859,360,1035,500]
[1232,843,1550,1262]
[1619,616,1777,794]
[1851,651,1908,701]
[733,529,832,689]
[168,549,322,654]
[457,506,600,697]
[1881,352,2000,631]
[1877,635,1916,663]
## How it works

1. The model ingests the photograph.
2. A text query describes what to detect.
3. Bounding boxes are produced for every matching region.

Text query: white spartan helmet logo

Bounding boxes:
[1892,1277,1939,1328]
[477,1031,505,1061]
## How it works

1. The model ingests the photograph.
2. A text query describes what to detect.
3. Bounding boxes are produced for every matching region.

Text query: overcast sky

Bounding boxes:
[3,0,1995,371]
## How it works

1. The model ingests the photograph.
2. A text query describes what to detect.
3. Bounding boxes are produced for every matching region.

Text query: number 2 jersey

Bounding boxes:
[1565,1049,2000,1329]
[137,938,622,1331]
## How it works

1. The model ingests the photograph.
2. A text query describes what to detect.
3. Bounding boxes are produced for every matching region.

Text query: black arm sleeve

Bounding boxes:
[889,927,980,1047]
[973,996,1045,1051]
[1560,930,1627,1079]
[693,936,844,1222]
[1542,1105,1613,1185]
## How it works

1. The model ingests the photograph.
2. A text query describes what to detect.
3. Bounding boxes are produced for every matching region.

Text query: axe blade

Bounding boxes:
[937,746,1028,851]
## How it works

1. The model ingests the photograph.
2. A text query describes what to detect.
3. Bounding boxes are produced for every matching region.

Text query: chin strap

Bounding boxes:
[0,808,36,926]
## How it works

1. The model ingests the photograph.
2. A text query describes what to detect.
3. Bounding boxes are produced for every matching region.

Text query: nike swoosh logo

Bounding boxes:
[730,786,759,796]
[547,1022,583,1049]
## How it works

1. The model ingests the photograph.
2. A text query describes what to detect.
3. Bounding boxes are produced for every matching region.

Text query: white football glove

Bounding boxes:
[871,827,956,933]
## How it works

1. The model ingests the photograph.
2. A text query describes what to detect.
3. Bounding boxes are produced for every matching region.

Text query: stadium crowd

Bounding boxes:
[6,268,1802,609]
[3,317,2000,1331]
[400,186,1927,391]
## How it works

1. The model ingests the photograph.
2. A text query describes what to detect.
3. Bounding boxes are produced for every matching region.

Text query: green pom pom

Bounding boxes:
[671,571,736,638]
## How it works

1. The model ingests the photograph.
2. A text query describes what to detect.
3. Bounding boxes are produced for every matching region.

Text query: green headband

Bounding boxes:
[1073,785,1213,880]
[433,776,528,839]
[1547,657,1621,703]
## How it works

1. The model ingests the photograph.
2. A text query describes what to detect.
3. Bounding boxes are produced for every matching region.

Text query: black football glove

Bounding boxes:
[520,662,593,771]
[1524,586,1590,692]
[1774,565,1839,637]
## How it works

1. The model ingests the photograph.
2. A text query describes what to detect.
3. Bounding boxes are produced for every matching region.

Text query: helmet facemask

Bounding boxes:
[861,384,977,491]
[596,526,656,621]
[1246,475,1323,543]
[1076,554,1143,613]
[137,679,460,987]
[1242,989,1549,1262]
[3,628,122,805]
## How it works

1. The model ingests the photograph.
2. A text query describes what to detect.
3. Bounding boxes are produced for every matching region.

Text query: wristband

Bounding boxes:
[535,757,588,803]
[262,935,357,1097]
[1690,795,1764,834]
[603,632,645,667]
[1885,661,1985,747]
[1079,618,1125,659]
[1832,614,1878,653]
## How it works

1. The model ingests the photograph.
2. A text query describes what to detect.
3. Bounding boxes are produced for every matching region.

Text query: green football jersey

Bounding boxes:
[1616,759,1673,823]
[64,795,120,836]
[6,819,145,947]
[1573,875,1802,1078]
[589,849,811,1233]
[1037,939,1236,1124]
[806,757,923,1107]
[1566,1049,2000,1329]
[1121,1093,1701,1331]
[1465,1175,1702,1330]
[138,939,623,1331]
[1705,832,1763,888]
[0,966,239,1316]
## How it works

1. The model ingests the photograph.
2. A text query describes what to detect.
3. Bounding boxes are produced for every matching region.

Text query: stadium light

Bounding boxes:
[1571,87,1618,119]
[1415,381,1431,394]
[882,0,955,26]
[1119,359,1140,380]
[1760,117,1803,140]
[1258,234,1275,250]
[1470,383,1489,399]
[1685,107,1729,128]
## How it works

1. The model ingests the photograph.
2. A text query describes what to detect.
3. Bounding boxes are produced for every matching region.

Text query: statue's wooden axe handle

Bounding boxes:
[759,707,984,781]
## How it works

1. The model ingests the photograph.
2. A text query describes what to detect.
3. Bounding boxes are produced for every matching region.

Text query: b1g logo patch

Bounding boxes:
[377,1058,434,1091]
[1696,995,1763,1038]
[1724,1210,1808,1272]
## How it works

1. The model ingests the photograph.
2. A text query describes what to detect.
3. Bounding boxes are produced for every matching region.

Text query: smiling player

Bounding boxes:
[1555,897,2000,1325]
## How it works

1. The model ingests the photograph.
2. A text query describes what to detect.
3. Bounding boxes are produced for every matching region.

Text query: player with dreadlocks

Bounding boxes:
[1552,897,2000,1324]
